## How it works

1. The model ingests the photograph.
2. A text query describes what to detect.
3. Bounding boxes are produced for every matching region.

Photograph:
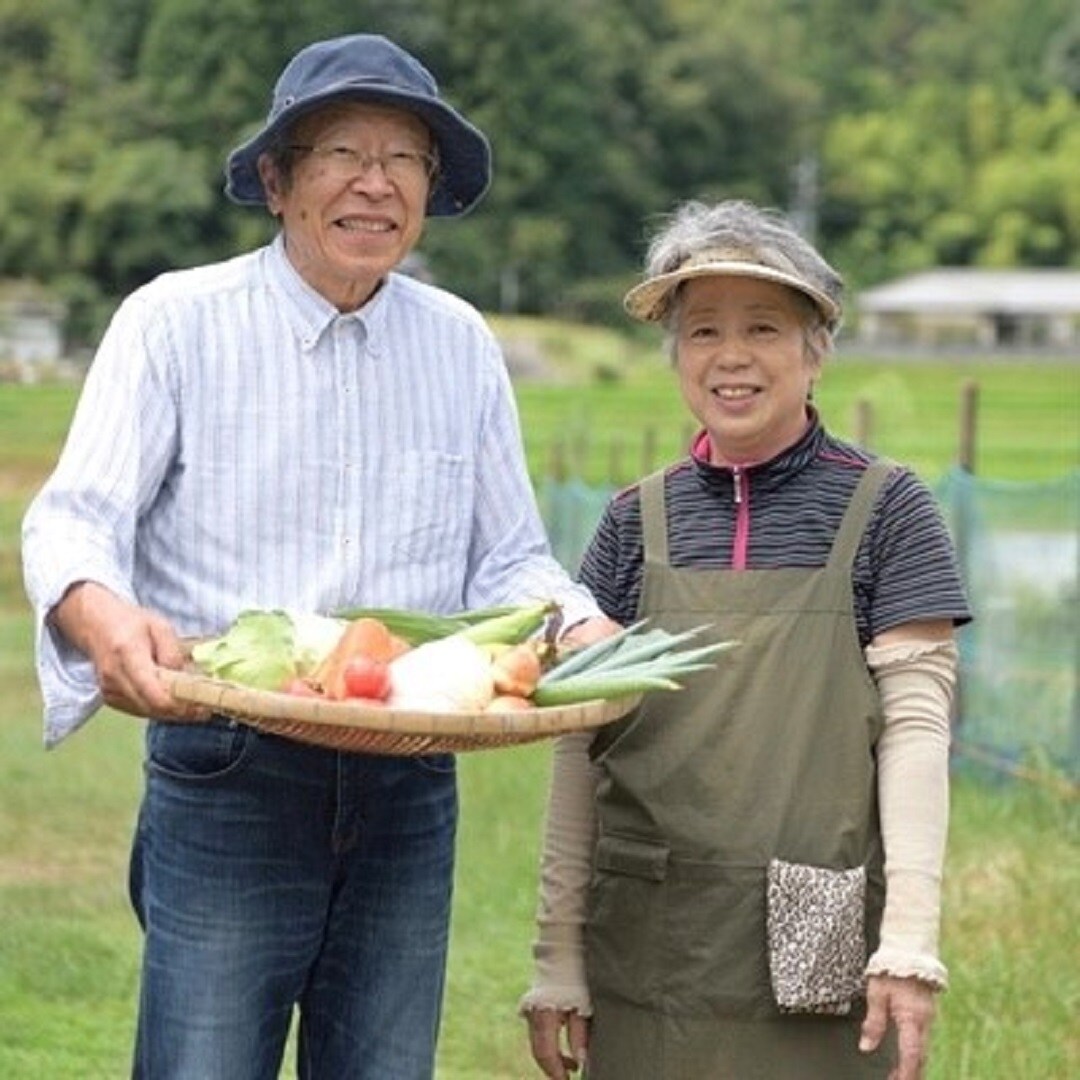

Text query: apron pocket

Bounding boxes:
[663,863,771,1016]
[594,833,669,880]
[766,858,867,1015]
[586,834,670,1006]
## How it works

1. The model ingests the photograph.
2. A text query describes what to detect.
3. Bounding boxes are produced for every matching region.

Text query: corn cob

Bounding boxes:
[331,604,517,645]
[332,601,557,646]
[458,600,558,646]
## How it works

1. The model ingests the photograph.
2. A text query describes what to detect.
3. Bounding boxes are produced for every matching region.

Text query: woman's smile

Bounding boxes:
[675,276,822,465]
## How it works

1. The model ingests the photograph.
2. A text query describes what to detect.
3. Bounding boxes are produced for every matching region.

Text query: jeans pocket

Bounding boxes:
[766,858,867,1015]
[146,718,256,782]
[410,752,457,775]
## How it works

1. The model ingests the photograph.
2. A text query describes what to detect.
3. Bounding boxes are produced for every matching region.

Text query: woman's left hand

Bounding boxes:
[559,614,622,651]
[859,974,938,1080]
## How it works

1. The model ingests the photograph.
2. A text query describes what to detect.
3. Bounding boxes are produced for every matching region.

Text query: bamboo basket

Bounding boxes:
[160,667,640,756]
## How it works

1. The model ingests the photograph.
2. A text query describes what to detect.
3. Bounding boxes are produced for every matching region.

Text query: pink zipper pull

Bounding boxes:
[731,467,750,569]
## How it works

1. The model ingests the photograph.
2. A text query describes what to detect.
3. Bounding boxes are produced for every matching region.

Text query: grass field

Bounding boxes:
[1,326,1078,1078]
[492,316,1079,485]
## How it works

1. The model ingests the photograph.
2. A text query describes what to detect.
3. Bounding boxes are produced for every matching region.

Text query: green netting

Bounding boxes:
[540,469,1080,781]
[538,477,616,575]
[936,468,1079,781]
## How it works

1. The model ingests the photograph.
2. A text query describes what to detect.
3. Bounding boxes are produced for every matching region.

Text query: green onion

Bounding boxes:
[532,623,738,706]
[538,620,650,681]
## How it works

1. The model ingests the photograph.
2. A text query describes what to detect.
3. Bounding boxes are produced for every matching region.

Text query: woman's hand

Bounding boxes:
[559,614,622,651]
[860,974,938,1080]
[526,1007,590,1079]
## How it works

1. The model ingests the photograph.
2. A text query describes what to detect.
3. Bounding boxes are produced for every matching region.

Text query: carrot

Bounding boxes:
[311,617,410,699]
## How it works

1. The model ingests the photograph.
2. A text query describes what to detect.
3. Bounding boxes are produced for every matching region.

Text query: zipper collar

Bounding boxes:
[690,409,826,497]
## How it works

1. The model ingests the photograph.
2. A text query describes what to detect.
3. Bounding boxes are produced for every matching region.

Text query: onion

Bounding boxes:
[387,635,496,712]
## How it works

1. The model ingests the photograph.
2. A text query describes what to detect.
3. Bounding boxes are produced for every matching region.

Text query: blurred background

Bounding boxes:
[0,0,1078,351]
[1,3,1077,1077]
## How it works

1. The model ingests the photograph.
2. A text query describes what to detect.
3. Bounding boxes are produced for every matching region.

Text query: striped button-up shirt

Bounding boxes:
[23,236,598,746]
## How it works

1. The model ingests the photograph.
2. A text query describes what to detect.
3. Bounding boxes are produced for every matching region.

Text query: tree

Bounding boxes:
[822,82,1080,284]
[1,0,1077,335]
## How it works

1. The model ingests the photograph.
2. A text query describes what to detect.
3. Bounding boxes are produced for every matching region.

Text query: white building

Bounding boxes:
[856,268,1080,352]
[0,281,66,366]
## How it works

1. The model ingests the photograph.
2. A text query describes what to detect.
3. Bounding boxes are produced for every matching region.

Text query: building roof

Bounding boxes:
[857,268,1080,316]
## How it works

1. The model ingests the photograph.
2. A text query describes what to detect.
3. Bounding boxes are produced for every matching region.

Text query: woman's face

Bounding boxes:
[673,275,823,466]
[258,101,433,312]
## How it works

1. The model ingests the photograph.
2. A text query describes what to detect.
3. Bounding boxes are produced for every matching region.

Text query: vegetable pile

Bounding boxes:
[189,602,736,713]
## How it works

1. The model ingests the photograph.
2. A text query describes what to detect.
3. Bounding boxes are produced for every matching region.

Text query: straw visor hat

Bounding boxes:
[623,244,842,330]
[225,34,491,217]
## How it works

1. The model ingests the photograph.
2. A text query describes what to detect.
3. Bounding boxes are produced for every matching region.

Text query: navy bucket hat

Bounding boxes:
[225,34,491,217]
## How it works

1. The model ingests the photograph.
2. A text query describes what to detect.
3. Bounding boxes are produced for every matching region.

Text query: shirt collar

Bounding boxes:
[691,408,826,491]
[263,234,395,352]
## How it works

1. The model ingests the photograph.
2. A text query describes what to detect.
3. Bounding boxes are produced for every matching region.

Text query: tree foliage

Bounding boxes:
[0,0,1076,343]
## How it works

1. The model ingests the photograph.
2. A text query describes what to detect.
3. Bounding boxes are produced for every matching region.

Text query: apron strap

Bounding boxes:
[639,468,670,566]
[825,458,896,572]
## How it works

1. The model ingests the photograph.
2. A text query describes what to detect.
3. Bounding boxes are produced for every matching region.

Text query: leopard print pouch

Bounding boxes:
[766,858,867,1015]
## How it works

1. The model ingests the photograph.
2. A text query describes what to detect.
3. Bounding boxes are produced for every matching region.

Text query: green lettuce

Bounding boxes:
[190,610,300,691]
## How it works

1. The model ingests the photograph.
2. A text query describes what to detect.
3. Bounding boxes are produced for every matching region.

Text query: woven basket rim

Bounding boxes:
[160,667,639,752]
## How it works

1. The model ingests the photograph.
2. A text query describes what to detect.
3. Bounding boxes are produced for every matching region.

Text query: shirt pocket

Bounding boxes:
[382,451,473,567]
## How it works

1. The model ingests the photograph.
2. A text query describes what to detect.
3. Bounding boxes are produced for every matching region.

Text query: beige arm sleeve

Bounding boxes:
[864,638,958,990]
[518,730,599,1017]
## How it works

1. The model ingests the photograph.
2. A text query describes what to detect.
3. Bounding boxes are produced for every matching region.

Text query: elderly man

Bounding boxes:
[23,33,612,1080]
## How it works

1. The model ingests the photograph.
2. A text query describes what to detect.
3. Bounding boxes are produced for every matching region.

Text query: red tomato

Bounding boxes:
[341,657,391,701]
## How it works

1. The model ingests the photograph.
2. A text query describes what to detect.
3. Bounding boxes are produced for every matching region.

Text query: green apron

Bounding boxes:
[584,462,896,1079]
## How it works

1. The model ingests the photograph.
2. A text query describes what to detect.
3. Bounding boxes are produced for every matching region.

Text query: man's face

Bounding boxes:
[259,101,434,311]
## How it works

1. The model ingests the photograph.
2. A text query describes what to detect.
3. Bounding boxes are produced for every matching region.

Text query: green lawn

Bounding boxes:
[3,337,1077,489]
[1,327,1077,1077]
[509,346,1079,485]
[1,691,1077,1079]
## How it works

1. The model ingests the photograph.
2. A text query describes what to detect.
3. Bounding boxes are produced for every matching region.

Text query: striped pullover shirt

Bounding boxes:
[579,415,972,646]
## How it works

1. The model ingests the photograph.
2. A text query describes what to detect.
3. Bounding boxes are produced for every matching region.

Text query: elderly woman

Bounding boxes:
[521,199,970,1080]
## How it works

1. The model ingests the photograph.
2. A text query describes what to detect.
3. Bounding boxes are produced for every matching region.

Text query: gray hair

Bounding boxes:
[641,199,843,363]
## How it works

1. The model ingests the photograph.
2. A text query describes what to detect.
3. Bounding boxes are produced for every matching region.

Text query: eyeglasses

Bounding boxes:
[288,144,438,184]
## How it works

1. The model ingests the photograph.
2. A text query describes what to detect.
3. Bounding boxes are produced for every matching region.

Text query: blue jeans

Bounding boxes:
[129,718,457,1079]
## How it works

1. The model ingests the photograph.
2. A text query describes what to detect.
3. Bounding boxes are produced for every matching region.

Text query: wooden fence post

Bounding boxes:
[958,379,979,473]
[549,439,568,482]
[854,397,873,448]
[571,430,590,478]
[608,436,624,487]
[640,426,657,476]
[952,379,980,736]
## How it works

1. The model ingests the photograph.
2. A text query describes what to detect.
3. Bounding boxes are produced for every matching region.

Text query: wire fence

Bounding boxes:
[539,468,1080,788]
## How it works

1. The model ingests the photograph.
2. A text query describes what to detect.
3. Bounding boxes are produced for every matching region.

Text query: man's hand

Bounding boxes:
[51,581,208,721]
[526,1007,590,1079]
[860,974,938,1080]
